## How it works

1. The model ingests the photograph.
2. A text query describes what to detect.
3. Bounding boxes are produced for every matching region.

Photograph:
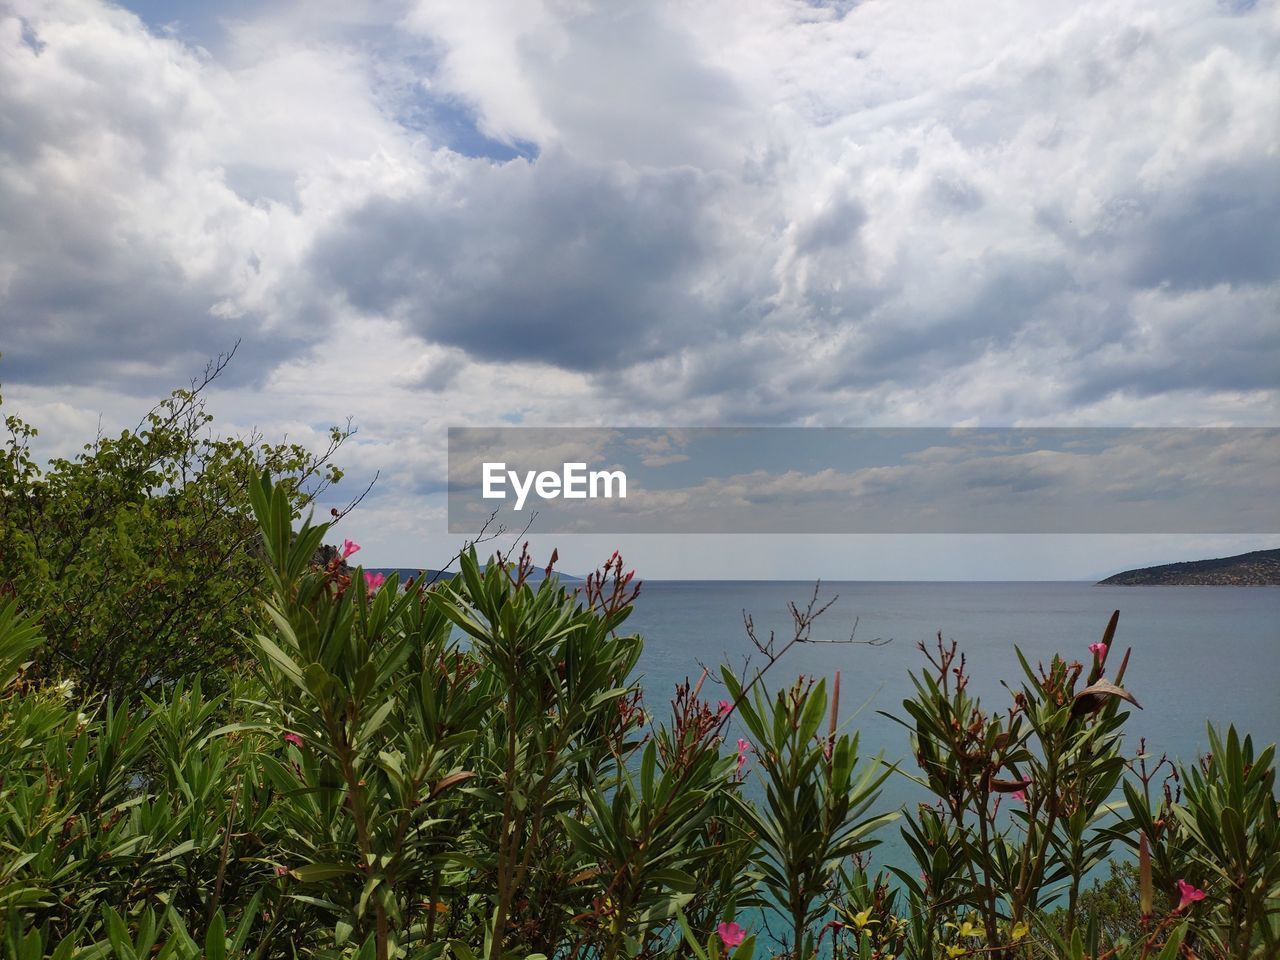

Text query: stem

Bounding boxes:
[510,729,570,897]
[489,694,520,960]
[332,704,388,960]
[1015,744,1061,930]
[975,793,1002,949]
[1065,847,1082,935]
[208,774,241,924]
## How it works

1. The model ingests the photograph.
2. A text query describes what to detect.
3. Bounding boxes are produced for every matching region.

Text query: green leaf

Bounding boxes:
[291,863,359,882]
[255,633,306,690]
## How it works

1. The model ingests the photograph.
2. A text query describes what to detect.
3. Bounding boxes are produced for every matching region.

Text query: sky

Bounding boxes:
[1,0,1277,579]
[445,428,1280,536]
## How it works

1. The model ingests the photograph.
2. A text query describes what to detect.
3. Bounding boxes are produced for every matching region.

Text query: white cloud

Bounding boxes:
[1,0,1276,573]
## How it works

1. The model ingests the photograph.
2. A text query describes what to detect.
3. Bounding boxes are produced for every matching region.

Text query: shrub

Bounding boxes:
[0,470,1275,959]
[0,361,349,697]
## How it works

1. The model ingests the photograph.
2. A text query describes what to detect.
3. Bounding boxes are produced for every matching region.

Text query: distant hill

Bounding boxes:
[1098,548,1280,586]
[364,567,456,585]
[364,567,582,585]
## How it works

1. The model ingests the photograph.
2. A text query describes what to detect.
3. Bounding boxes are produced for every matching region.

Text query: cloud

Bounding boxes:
[1068,284,1280,402]
[400,0,750,168]
[1124,160,1280,292]
[6,0,1277,418]
[1,0,1277,571]
[309,150,740,372]
[624,430,691,467]
[446,427,1280,534]
[0,0,417,390]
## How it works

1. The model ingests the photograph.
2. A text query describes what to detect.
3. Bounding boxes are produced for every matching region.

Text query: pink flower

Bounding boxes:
[1176,879,1206,911]
[717,921,747,949]
[274,865,289,877]
[1089,641,1107,660]
[1011,789,1027,803]
[718,699,733,717]
[736,738,752,770]
[364,571,386,591]
[282,733,303,747]
[341,539,361,559]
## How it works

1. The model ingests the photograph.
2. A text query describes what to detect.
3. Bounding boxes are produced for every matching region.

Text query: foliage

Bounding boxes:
[872,617,1134,956]
[1120,725,1280,958]
[0,361,349,697]
[722,672,893,958]
[824,618,1280,960]
[1049,861,1147,949]
[0,467,1276,960]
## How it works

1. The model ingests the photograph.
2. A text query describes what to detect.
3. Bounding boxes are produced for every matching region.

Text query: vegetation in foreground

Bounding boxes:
[1,381,1277,960]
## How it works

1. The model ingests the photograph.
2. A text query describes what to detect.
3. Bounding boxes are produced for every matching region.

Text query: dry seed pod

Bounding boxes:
[1071,678,1141,718]
[427,770,475,801]
[989,775,1033,793]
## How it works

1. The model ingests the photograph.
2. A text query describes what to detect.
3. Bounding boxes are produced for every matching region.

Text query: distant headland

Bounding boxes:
[1099,548,1280,586]
[363,567,582,584]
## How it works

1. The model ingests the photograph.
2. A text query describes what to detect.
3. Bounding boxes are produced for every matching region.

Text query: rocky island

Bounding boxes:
[1099,547,1280,586]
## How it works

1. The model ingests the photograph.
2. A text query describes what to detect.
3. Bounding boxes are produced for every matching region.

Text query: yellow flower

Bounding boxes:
[945,945,968,958]
[1009,920,1030,941]
[597,896,620,933]
[851,908,875,930]
[946,919,981,939]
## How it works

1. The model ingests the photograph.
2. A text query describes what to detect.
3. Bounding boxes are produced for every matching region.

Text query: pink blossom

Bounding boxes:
[718,699,733,717]
[364,571,386,591]
[341,539,361,559]
[1011,789,1027,803]
[1176,879,1206,911]
[736,738,752,771]
[1089,641,1107,660]
[717,921,747,949]
[274,865,289,877]
[283,733,303,748]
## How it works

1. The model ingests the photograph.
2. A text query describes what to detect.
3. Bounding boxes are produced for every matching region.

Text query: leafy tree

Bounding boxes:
[1049,861,1146,949]
[0,352,350,696]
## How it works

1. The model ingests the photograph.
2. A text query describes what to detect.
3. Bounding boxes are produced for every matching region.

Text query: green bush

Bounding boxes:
[0,469,1276,959]
[0,368,348,697]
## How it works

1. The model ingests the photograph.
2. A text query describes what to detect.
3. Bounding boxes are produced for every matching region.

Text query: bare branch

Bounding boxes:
[331,469,379,522]
[417,507,536,590]
[714,580,889,736]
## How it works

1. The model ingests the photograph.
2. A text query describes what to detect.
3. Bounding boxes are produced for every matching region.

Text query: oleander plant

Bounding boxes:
[0,466,1276,958]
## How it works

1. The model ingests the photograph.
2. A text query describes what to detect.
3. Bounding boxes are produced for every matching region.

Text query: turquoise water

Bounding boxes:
[625,581,1280,878]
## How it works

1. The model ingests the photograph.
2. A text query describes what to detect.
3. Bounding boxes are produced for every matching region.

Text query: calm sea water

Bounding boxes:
[625,581,1280,875]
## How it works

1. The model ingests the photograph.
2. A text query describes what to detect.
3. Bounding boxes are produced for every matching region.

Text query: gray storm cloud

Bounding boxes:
[0,0,1276,575]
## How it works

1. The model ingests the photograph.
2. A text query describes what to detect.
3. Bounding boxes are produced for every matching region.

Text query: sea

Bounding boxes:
[624,580,1280,879]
